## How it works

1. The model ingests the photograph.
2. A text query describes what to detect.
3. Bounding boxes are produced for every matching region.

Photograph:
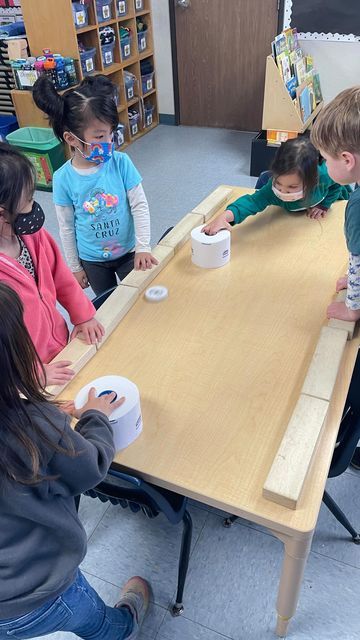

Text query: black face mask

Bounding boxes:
[13,201,45,236]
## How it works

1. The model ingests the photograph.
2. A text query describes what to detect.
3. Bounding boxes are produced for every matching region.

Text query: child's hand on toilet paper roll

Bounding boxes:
[76,387,125,418]
[202,210,234,236]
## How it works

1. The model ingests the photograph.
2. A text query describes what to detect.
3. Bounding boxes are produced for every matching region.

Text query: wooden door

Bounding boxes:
[173,0,279,130]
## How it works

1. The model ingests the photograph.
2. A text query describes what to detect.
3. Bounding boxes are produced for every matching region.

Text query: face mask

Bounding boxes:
[272,184,304,202]
[72,133,114,164]
[13,201,45,235]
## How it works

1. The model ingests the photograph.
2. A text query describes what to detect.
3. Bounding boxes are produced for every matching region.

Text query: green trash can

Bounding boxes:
[6,127,66,191]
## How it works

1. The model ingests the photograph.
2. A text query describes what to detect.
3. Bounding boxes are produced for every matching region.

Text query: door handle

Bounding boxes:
[175,0,191,8]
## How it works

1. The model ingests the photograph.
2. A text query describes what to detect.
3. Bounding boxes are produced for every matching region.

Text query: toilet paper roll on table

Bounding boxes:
[75,375,143,452]
[191,225,231,269]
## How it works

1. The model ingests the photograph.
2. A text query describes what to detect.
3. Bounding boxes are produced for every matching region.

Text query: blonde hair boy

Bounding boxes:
[311,86,360,321]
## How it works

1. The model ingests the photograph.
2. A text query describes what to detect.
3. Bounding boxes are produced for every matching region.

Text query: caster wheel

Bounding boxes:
[171,603,184,616]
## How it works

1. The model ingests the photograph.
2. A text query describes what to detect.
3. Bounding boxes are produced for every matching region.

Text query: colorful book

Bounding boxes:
[286,76,297,99]
[267,130,298,146]
[297,84,312,123]
[313,71,323,104]
[277,52,292,84]
[294,58,306,85]
[305,55,313,72]
[274,33,288,56]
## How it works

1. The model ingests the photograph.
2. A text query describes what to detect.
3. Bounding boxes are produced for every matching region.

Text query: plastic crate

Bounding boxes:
[124,70,136,101]
[6,127,66,191]
[141,71,154,94]
[117,0,128,16]
[0,114,18,141]
[137,29,147,52]
[79,46,96,75]
[128,111,140,137]
[96,0,113,22]
[143,103,154,128]
[120,34,132,60]
[101,41,115,67]
[72,1,88,28]
[135,0,144,11]
[115,123,126,148]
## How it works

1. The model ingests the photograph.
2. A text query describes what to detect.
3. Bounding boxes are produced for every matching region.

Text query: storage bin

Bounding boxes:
[79,46,96,75]
[137,29,147,52]
[115,123,126,147]
[101,41,115,67]
[141,71,154,94]
[134,0,143,11]
[6,127,66,191]
[0,114,18,141]
[117,0,128,16]
[128,110,140,137]
[72,1,88,28]
[120,34,132,60]
[124,70,136,101]
[143,103,154,127]
[96,0,113,22]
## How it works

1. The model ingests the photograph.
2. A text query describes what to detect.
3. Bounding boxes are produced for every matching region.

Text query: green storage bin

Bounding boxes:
[6,127,66,191]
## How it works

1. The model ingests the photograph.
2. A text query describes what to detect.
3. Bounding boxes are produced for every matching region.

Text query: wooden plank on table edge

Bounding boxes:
[328,289,356,340]
[191,186,234,222]
[301,326,348,401]
[95,284,139,349]
[122,244,174,293]
[263,394,329,509]
[46,339,96,398]
[159,212,204,253]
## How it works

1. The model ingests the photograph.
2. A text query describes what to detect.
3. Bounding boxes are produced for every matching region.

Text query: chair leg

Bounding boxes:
[171,510,193,616]
[322,490,360,544]
[223,514,239,527]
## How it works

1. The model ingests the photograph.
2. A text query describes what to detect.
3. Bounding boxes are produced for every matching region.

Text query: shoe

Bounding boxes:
[116,576,150,635]
[350,448,360,470]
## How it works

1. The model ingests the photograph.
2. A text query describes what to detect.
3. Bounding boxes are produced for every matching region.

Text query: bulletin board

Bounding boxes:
[283,0,360,42]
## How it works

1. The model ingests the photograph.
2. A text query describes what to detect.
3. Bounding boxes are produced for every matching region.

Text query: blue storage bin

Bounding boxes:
[128,110,140,137]
[96,0,113,22]
[0,114,18,141]
[144,103,154,128]
[137,29,147,52]
[135,0,143,11]
[117,0,128,16]
[141,71,154,94]
[101,41,115,67]
[120,35,132,60]
[124,70,136,101]
[115,123,126,147]
[79,47,96,75]
[72,2,88,28]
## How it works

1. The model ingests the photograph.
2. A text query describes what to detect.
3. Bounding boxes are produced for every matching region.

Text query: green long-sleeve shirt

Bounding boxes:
[227,163,351,225]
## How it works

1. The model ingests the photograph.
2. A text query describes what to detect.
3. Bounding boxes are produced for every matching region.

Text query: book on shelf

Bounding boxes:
[266,129,298,146]
[296,82,312,123]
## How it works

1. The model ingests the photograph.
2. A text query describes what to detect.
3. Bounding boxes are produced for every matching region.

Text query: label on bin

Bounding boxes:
[86,58,94,72]
[146,114,152,126]
[102,5,110,18]
[105,50,113,64]
[76,10,86,25]
[135,0,142,8]
[146,78,152,91]
[128,87,134,99]
[131,123,138,136]
[118,1,126,13]
[124,44,130,57]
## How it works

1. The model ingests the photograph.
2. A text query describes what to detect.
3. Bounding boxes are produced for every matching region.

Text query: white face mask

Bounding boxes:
[272,184,304,202]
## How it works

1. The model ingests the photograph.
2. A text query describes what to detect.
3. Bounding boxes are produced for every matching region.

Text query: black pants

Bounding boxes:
[82,252,135,296]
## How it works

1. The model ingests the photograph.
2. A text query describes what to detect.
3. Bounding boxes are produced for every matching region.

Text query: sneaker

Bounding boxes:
[351,448,360,470]
[115,576,150,637]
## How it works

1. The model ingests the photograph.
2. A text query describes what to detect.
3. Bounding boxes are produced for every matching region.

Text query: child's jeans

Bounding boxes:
[82,252,135,296]
[0,570,136,640]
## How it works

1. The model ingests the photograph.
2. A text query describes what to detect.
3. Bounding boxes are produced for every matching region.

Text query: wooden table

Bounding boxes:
[60,187,358,636]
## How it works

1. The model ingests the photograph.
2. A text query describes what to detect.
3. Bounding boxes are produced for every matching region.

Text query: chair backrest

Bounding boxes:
[255,170,272,190]
[92,286,118,310]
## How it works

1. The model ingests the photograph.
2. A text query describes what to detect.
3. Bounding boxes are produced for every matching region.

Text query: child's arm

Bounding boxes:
[327,253,360,321]
[55,204,88,289]
[203,183,275,235]
[128,183,158,270]
[321,181,349,210]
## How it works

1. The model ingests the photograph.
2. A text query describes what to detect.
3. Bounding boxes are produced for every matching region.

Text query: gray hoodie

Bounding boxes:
[0,401,115,619]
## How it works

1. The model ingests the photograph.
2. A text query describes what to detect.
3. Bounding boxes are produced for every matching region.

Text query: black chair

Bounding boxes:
[224,350,360,544]
[84,468,193,615]
[255,170,272,189]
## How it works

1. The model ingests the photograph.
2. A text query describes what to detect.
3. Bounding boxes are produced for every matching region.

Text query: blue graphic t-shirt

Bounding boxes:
[53,152,141,262]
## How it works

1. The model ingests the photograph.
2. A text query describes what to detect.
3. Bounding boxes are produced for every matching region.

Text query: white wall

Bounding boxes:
[152,1,175,115]
[299,40,360,103]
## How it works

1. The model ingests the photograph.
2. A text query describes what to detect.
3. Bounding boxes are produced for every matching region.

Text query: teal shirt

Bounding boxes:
[227,163,351,225]
[345,187,360,254]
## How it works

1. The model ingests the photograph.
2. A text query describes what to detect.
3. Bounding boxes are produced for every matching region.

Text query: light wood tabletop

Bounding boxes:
[60,187,358,635]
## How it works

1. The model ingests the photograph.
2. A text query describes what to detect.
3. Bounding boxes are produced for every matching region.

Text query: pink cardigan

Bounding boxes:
[0,228,95,363]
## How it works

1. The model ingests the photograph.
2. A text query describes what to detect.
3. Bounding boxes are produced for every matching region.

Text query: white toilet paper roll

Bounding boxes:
[191,225,231,269]
[74,375,143,451]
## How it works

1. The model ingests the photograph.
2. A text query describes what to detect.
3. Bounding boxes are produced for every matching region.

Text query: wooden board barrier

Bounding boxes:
[191,186,233,222]
[159,212,204,253]
[122,244,174,293]
[95,284,139,349]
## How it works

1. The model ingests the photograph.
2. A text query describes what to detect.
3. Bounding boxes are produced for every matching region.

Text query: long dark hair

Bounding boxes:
[0,143,36,221]
[0,283,74,485]
[271,137,320,198]
[33,74,119,142]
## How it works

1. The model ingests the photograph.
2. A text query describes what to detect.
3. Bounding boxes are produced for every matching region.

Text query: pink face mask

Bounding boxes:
[272,184,304,202]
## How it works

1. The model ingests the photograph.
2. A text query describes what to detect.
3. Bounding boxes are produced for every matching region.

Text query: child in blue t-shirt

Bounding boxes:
[33,75,158,295]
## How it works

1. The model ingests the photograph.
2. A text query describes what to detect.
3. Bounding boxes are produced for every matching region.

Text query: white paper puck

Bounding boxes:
[144,285,168,302]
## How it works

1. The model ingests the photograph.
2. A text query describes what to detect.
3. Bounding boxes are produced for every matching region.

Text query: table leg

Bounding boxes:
[271,530,314,637]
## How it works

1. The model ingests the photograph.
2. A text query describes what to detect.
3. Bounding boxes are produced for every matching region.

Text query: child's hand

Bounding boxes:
[73,269,89,289]
[327,301,360,321]
[43,360,75,386]
[202,211,234,235]
[135,252,159,271]
[71,318,105,345]
[307,206,327,220]
[76,386,125,418]
[336,276,348,292]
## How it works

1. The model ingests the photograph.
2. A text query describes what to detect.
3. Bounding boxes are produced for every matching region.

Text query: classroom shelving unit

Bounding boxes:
[11,0,158,150]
